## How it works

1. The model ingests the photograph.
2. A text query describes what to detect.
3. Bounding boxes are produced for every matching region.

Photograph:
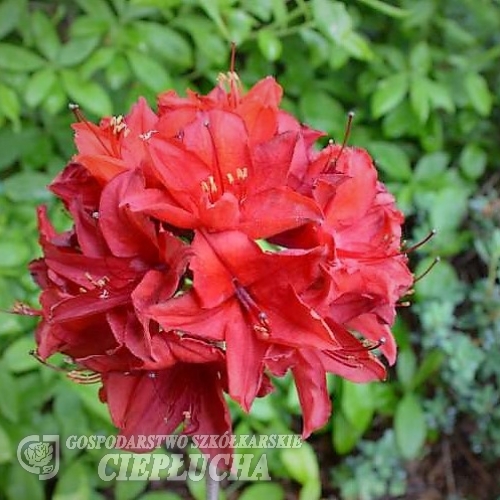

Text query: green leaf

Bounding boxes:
[396,348,417,391]
[0,423,12,463]
[180,16,226,67]
[116,480,149,500]
[42,78,66,115]
[53,461,91,500]
[239,483,285,500]
[428,186,470,233]
[0,129,34,170]
[226,10,255,45]
[312,0,352,42]
[53,388,90,454]
[394,393,427,459]
[299,89,345,137]
[0,0,26,38]
[426,80,455,113]
[420,113,444,152]
[80,47,116,79]
[341,381,374,434]
[68,380,111,422]
[245,1,274,22]
[74,0,116,21]
[410,76,431,122]
[339,31,374,61]
[186,476,207,500]
[6,465,44,500]
[127,51,172,92]
[414,258,463,303]
[249,395,277,421]
[299,481,321,500]
[0,43,45,71]
[382,101,420,138]
[136,22,192,68]
[0,313,23,337]
[412,350,444,389]
[414,151,449,182]
[3,336,38,373]
[138,493,183,500]
[57,36,100,67]
[24,68,57,107]
[271,0,288,27]
[357,0,409,18]
[0,83,20,127]
[372,383,399,415]
[31,10,61,60]
[0,364,19,422]
[369,141,412,180]
[300,29,330,67]
[410,42,431,74]
[70,16,110,37]
[61,69,113,116]
[0,239,30,268]
[105,54,130,90]
[257,30,283,62]
[372,73,408,118]
[280,442,320,485]
[332,411,361,454]
[198,0,230,40]
[464,73,492,116]
[394,184,414,215]
[3,171,53,202]
[459,143,487,180]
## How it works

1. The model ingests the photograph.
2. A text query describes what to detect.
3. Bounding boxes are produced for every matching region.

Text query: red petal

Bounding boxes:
[75,154,126,183]
[125,188,199,229]
[101,363,231,458]
[291,349,331,438]
[225,314,268,412]
[248,131,297,193]
[240,187,322,239]
[99,170,159,259]
[181,109,251,181]
[320,319,387,382]
[237,77,282,143]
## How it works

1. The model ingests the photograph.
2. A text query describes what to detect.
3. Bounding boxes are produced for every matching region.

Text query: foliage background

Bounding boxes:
[0,0,499,498]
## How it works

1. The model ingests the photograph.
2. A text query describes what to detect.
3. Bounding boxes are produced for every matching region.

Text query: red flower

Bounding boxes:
[72,98,158,183]
[148,229,388,437]
[26,66,413,460]
[30,163,234,453]
[127,111,321,239]
[149,230,333,410]
[100,333,231,459]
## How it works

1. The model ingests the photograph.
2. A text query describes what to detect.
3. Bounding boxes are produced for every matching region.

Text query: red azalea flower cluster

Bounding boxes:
[28,71,413,458]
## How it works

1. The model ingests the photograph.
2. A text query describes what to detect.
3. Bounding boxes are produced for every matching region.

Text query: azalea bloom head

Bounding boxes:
[25,62,413,458]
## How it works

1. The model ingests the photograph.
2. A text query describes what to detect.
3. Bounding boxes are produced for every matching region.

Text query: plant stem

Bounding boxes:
[206,471,219,500]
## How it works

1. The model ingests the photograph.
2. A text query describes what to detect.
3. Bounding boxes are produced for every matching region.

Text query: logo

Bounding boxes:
[17,435,60,480]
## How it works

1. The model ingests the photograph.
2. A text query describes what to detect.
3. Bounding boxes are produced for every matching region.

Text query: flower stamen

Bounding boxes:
[233,279,271,339]
[413,256,440,283]
[203,121,226,200]
[9,301,40,316]
[340,337,386,353]
[29,350,101,384]
[404,229,437,254]
[85,272,109,288]
[332,111,355,167]
[110,115,129,136]
[139,130,158,141]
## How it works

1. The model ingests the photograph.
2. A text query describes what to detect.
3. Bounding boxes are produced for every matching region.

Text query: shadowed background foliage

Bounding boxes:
[0,0,499,499]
